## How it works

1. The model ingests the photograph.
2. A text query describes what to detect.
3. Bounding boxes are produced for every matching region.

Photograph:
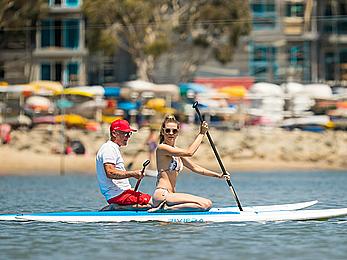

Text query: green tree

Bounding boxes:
[83,0,251,81]
[0,0,48,48]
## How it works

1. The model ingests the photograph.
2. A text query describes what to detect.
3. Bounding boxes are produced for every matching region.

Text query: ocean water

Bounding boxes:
[0,170,347,260]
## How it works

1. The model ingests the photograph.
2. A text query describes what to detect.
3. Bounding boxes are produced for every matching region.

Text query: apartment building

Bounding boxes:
[0,0,87,85]
[32,0,87,86]
[247,0,347,85]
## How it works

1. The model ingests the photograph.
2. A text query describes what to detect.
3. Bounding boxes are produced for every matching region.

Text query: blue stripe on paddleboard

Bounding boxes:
[20,210,241,217]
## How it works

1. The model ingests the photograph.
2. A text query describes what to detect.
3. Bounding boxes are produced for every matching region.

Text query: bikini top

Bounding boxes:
[159,156,184,173]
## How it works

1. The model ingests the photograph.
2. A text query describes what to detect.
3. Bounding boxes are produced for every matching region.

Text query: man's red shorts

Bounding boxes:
[107,190,151,205]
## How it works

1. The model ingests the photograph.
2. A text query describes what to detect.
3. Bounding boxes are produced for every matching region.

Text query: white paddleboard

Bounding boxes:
[0,200,320,222]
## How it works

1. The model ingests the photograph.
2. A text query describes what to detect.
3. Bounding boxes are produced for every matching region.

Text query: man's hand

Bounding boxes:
[132,170,144,180]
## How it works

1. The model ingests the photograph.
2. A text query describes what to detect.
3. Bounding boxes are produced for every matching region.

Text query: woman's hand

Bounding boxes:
[219,171,231,180]
[199,121,209,135]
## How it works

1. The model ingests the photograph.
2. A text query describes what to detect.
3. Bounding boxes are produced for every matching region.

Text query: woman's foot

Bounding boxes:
[148,200,167,213]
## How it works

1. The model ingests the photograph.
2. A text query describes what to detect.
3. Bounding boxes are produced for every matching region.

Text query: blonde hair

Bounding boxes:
[159,115,180,143]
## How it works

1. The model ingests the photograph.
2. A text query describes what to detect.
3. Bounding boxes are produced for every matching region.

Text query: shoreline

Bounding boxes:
[0,148,346,176]
[0,126,346,176]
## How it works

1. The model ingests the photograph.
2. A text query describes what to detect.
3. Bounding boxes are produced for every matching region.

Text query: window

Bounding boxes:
[250,44,278,80]
[41,64,51,80]
[66,0,79,7]
[0,62,4,80]
[286,3,304,17]
[41,20,52,47]
[67,62,79,83]
[64,20,79,48]
[251,1,276,30]
[40,62,63,81]
[48,0,79,7]
[40,19,79,48]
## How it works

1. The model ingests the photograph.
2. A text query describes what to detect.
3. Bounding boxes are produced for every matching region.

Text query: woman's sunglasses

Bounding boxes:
[164,128,178,134]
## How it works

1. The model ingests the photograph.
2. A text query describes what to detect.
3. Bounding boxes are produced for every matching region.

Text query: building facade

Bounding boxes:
[32,0,87,86]
[246,0,347,85]
[0,0,87,86]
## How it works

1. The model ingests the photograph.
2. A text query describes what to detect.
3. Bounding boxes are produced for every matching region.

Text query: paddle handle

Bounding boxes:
[193,101,243,211]
[134,160,150,192]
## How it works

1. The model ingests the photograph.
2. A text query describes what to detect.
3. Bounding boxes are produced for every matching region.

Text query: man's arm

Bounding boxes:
[104,163,142,179]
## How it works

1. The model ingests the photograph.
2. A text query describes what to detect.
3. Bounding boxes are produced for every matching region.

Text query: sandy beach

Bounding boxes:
[0,125,346,175]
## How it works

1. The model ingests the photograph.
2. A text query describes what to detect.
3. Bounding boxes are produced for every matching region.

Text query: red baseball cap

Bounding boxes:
[110,119,137,133]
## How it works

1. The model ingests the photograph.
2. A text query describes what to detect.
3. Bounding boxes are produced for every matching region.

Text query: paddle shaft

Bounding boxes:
[134,160,150,192]
[193,103,243,211]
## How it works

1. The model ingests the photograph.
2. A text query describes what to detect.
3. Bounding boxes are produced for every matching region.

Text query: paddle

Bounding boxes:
[134,159,150,192]
[192,101,243,211]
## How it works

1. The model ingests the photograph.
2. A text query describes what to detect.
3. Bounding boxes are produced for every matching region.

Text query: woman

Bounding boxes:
[150,115,229,212]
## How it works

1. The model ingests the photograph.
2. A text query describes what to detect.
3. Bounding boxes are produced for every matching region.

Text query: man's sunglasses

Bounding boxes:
[115,131,132,138]
[164,128,178,134]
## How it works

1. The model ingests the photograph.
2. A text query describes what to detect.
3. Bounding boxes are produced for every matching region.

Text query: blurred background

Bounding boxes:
[0,0,347,174]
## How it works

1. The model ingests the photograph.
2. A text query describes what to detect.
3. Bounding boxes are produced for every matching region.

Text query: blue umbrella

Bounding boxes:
[118,101,137,111]
[179,83,208,95]
[103,87,121,97]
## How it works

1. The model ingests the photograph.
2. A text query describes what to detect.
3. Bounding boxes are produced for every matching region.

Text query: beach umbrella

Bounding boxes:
[249,82,283,97]
[218,86,247,98]
[281,82,304,96]
[25,96,53,112]
[145,98,166,109]
[179,83,208,96]
[118,101,137,111]
[55,114,88,127]
[62,86,104,97]
[103,87,121,97]
[303,84,333,99]
[29,81,63,95]
[56,99,75,109]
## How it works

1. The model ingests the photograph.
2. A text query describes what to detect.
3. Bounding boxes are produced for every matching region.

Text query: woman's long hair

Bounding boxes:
[159,115,180,143]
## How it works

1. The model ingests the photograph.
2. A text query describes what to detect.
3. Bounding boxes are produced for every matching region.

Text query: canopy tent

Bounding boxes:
[281,82,304,96]
[123,80,180,101]
[303,84,333,99]
[248,82,284,97]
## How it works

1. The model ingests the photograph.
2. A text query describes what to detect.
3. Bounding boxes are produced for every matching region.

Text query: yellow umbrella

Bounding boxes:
[55,114,88,127]
[102,115,123,124]
[62,88,94,97]
[30,80,63,95]
[218,86,247,98]
[145,98,166,109]
[157,107,176,114]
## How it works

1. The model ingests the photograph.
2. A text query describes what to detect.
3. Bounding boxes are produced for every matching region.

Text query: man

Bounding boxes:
[96,119,152,210]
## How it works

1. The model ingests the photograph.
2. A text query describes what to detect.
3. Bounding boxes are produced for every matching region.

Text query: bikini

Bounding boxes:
[154,156,184,197]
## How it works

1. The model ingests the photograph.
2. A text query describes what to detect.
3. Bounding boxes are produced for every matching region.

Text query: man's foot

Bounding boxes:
[99,204,151,211]
[148,200,167,213]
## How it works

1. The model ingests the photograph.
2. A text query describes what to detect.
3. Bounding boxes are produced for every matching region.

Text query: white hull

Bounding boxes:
[6,208,347,223]
[0,200,329,223]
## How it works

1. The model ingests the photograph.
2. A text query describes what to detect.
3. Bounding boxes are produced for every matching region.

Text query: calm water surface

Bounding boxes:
[1,170,347,260]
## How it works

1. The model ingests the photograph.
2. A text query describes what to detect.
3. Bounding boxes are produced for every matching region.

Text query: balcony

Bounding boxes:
[283,17,304,35]
[33,47,87,58]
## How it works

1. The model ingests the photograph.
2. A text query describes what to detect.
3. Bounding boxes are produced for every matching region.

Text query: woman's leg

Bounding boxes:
[164,192,212,211]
